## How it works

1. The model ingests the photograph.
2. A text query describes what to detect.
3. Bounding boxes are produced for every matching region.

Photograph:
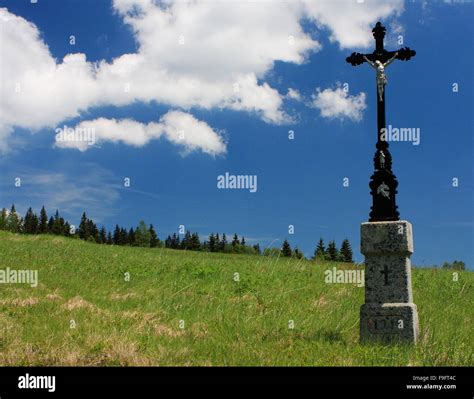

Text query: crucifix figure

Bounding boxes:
[346,22,416,222]
[363,53,398,102]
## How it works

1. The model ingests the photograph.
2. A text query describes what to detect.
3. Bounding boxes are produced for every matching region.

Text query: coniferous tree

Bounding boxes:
[293,247,304,259]
[134,221,150,247]
[6,204,22,233]
[63,221,71,237]
[99,226,107,244]
[231,233,239,250]
[181,230,192,250]
[0,208,8,230]
[47,216,54,234]
[190,232,201,251]
[209,233,216,252]
[39,206,48,234]
[339,239,353,263]
[170,233,180,249]
[253,243,261,254]
[23,207,38,234]
[78,212,89,239]
[241,236,246,246]
[281,239,292,257]
[215,233,221,251]
[88,219,99,242]
[50,210,61,235]
[106,231,113,245]
[327,240,339,261]
[314,238,326,260]
[120,228,128,245]
[149,224,159,247]
[220,233,227,252]
[113,225,121,245]
[58,216,65,230]
[128,228,135,246]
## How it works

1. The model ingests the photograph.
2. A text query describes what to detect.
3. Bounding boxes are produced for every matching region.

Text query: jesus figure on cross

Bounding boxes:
[363,53,398,102]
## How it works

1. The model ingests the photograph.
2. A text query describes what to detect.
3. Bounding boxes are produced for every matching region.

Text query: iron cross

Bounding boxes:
[346,22,416,222]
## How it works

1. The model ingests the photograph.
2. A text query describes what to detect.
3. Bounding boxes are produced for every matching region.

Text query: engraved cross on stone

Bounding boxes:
[346,22,416,222]
[380,264,391,286]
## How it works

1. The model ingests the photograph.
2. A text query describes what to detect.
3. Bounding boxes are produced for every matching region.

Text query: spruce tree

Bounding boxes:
[231,234,239,251]
[241,236,246,246]
[209,233,216,252]
[39,206,48,234]
[47,216,54,234]
[253,243,261,254]
[106,232,113,245]
[23,207,37,234]
[63,221,70,237]
[327,240,339,261]
[170,233,180,249]
[215,233,221,251]
[128,228,135,246]
[78,212,89,239]
[314,238,326,260]
[293,247,304,259]
[56,215,66,236]
[99,226,107,244]
[6,205,22,233]
[134,221,150,247]
[0,208,7,230]
[340,239,353,263]
[190,232,201,251]
[88,219,99,242]
[281,239,292,257]
[113,225,121,245]
[149,224,159,247]
[51,210,61,235]
[220,233,227,252]
[181,230,192,250]
[120,228,128,245]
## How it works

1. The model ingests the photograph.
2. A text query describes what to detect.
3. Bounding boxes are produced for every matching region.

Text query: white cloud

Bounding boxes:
[285,88,302,101]
[312,86,367,121]
[0,1,404,151]
[303,0,404,49]
[0,166,121,222]
[55,110,226,156]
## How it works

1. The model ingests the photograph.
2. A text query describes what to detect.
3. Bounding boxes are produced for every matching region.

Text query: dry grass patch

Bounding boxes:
[62,296,100,312]
[312,296,331,308]
[110,292,138,301]
[0,297,39,307]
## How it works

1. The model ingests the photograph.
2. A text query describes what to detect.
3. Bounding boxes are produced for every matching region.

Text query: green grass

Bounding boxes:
[0,231,472,366]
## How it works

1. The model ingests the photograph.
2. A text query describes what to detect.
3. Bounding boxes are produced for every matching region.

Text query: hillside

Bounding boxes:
[0,231,472,366]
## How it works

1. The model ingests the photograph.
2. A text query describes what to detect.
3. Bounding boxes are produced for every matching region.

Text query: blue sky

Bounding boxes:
[0,0,472,267]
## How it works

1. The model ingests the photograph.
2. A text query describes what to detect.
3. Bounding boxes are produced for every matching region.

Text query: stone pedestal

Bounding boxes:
[360,220,419,344]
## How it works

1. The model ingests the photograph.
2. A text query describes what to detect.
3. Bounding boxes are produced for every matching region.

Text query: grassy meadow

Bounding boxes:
[0,231,472,366]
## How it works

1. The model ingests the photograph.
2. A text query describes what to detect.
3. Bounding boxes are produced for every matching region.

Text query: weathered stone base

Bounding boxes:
[360,303,419,344]
[360,220,419,345]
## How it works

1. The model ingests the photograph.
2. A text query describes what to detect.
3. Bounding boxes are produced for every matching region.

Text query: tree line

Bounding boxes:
[0,204,355,262]
[164,232,262,255]
[278,237,353,262]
